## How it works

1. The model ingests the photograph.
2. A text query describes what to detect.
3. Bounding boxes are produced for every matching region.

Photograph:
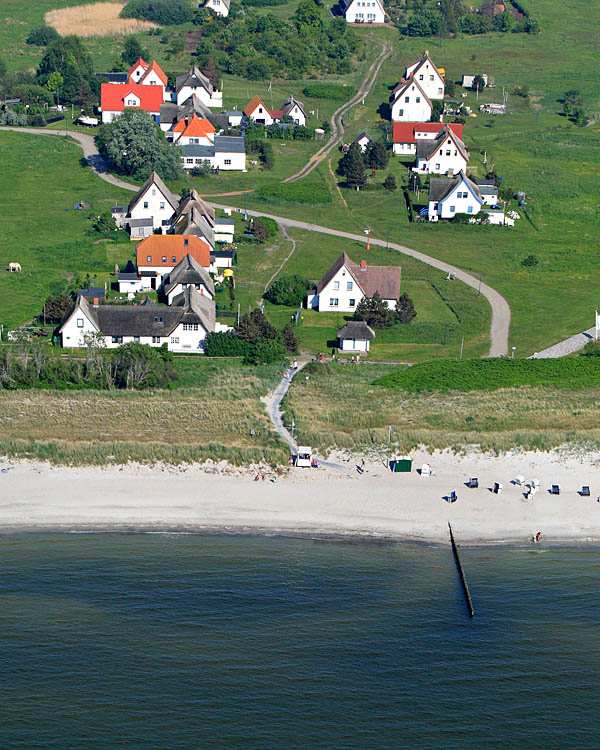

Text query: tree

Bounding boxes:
[112,343,175,389]
[120,0,194,25]
[353,292,396,328]
[0,57,6,81]
[383,173,397,191]
[201,55,219,88]
[236,309,278,342]
[282,324,298,352]
[264,275,312,306]
[472,74,486,93]
[492,10,515,32]
[339,141,366,190]
[459,13,490,34]
[294,0,324,30]
[430,99,444,122]
[573,106,586,126]
[37,36,95,105]
[365,140,389,176]
[96,110,183,179]
[395,293,417,324]
[26,25,60,46]
[122,35,144,65]
[42,293,72,324]
[45,71,63,105]
[564,89,581,106]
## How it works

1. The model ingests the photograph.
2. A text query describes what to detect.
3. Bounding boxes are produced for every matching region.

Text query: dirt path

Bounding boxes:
[283,41,392,183]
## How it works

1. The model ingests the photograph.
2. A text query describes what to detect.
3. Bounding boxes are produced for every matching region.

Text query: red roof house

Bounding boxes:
[100,83,164,123]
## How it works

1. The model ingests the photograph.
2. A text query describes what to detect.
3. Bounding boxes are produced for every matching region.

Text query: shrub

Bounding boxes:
[256,182,332,205]
[243,0,287,6]
[26,25,60,46]
[251,217,278,242]
[244,338,285,365]
[0,110,28,126]
[521,254,538,267]
[120,0,194,24]
[282,324,298,352]
[264,275,312,306]
[383,173,397,191]
[112,343,175,389]
[204,331,249,357]
[302,83,353,101]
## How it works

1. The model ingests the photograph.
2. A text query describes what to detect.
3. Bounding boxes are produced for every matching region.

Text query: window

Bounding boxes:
[152,336,160,343]
[416,97,421,103]
[134,336,140,343]
[152,189,156,196]
[76,317,84,328]
[467,206,473,214]
[330,298,339,306]
[183,323,199,331]
[258,107,263,113]
[450,205,456,213]
[347,281,353,291]
[171,256,176,263]
[398,109,404,117]
[224,159,232,166]
[184,238,189,246]
[162,256,167,263]
[446,150,451,156]
[186,158,194,164]
[147,255,152,263]
[333,281,340,290]
[126,99,137,106]
[419,74,424,80]
[430,75,434,81]
[438,88,443,95]
[433,202,439,210]
[154,316,163,323]
[143,201,149,208]
[160,202,165,209]
[404,96,409,103]
[435,163,440,170]
[349,299,356,307]
[111,336,123,344]
[170,337,179,344]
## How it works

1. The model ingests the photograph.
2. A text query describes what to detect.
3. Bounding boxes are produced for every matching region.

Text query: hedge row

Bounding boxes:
[302,83,354,101]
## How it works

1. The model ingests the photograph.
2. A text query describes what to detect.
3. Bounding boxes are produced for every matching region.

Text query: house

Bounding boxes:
[128,58,168,95]
[203,0,230,17]
[60,289,226,353]
[162,253,215,304]
[224,109,243,127]
[77,284,106,304]
[171,114,215,146]
[126,171,179,233]
[243,96,306,126]
[136,234,211,288]
[340,0,385,24]
[160,95,228,134]
[100,83,164,124]
[462,74,489,89]
[337,320,375,353]
[355,132,372,152]
[210,249,235,272]
[475,178,498,206]
[390,78,433,123]
[214,217,235,243]
[307,253,401,313]
[427,172,483,221]
[128,217,154,240]
[171,189,215,248]
[117,272,146,295]
[176,66,222,108]
[392,121,463,156]
[413,125,469,176]
[181,135,246,172]
[405,51,445,100]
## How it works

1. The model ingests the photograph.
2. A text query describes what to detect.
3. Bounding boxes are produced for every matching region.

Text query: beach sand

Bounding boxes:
[1,449,599,544]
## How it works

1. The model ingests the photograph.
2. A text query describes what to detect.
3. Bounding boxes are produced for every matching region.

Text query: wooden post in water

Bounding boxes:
[448,522,475,618]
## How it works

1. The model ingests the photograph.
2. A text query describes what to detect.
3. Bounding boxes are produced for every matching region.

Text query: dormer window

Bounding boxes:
[162,256,167,263]
[147,255,152,263]
[172,256,176,263]
[184,238,189,246]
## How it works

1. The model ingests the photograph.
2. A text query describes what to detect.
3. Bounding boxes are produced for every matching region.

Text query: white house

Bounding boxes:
[341,0,385,24]
[127,58,168,98]
[392,121,463,156]
[181,135,246,172]
[171,190,216,249]
[280,97,306,126]
[405,51,445,100]
[243,96,306,126]
[127,172,179,232]
[171,114,215,146]
[354,132,372,152]
[176,66,222,108]
[427,172,484,221]
[136,234,212,288]
[100,83,164,124]
[162,254,215,304]
[214,217,235,243]
[413,125,469,176]
[475,179,499,206]
[203,0,230,16]
[337,320,375,353]
[60,289,226,353]
[390,78,433,123]
[243,96,275,125]
[117,272,146,295]
[307,253,401,313]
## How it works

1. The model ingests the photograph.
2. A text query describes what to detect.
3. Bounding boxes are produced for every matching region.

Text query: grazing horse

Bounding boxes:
[8,262,22,272]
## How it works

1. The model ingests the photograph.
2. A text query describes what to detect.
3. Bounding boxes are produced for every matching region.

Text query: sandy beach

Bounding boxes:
[1,448,600,544]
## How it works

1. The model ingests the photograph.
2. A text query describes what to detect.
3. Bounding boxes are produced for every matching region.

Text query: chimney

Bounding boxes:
[93,297,99,306]
[425,49,429,56]
[361,260,367,270]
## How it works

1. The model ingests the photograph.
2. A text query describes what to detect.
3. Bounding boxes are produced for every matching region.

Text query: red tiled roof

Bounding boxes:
[243,95,266,117]
[128,58,148,77]
[101,83,164,113]
[140,60,168,86]
[137,236,211,269]
[392,121,463,144]
[178,114,215,138]
[270,109,284,119]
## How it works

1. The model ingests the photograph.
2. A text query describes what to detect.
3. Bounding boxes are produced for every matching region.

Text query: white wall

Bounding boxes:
[340,338,370,352]
[206,0,229,16]
[429,183,482,221]
[415,147,468,176]
[213,151,246,171]
[118,278,145,294]
[286,104,305,126]
[345,0,385,23]
[60,309,101,348]
[408,63,445,100]
[247,105,274,125]
[392,142,416,155]
[391,86,432,122]
[318,267,363,313]
[166,282,213,305]
[130,184,175,230]
[177,85,222,108]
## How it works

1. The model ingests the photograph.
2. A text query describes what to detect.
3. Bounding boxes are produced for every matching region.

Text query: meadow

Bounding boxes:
[282,361,600,456]
[45,2,157,37]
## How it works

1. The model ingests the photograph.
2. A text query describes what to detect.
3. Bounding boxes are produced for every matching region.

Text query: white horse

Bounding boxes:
[8,262,22,272]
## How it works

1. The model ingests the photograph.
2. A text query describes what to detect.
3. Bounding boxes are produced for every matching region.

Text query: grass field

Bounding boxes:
[282,361,600,456]
[45,2,157,37]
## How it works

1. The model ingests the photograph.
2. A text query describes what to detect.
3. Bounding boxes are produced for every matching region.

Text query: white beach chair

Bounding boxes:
[531,479,540,490]
[420,463,431,476]
[493,482,503,494]
[515,475,525,486]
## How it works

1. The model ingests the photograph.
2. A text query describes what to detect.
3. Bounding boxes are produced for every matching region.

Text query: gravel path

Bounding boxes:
[530,327,596,358]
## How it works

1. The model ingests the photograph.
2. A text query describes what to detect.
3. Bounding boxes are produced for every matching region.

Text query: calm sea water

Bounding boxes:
[0,533,597,749]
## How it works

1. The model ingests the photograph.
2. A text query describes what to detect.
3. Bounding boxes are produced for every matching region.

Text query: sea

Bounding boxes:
[0,533,597,749]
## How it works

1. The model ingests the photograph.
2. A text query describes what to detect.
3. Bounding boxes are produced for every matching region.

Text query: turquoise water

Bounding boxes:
[0,534,597,749]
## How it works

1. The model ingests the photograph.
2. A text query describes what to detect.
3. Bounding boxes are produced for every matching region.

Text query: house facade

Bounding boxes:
[136,235,212,287]
[307,253,401,313]
[427,172,484,221]
[355,132,372,152]
[392,122,463,155]
[171,114,215,146]
[127,172,179,231]
[100,83,163,123]
[181,135,246,172]
[413,126,469,175]
[176,66,222,108]
[204,0,230,16]
[405,51,445,100]
[337,321,375,353]
[163,254,215,304]
[341,0,385,24]
[390,79,433,122]
[243,96,306,126]
[128,58,168,96]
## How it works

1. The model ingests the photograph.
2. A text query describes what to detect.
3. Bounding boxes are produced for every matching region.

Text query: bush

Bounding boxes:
[113,343,175,389]
[375,358,600,393]
[26,25,60,46]
[251,217,278,242]
[256,182,332,205]
[120,0,194,24]
[302,83,353,101]
[244,338,285,365]
[0,109,28,126]
[383,173,397,191]
[521,254,538,267]
[204,331,249,357]
[264,275,312,306]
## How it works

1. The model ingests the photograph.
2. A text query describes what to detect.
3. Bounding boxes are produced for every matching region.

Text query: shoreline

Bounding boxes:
[2,448,600,545]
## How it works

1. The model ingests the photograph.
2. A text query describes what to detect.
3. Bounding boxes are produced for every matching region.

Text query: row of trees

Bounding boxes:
[354,292,417,328]
[338,141,396,191]
[404,1,539,37]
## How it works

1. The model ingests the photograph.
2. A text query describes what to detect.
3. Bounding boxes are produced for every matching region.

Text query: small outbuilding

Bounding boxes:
[295,446,313,468]
[337,320,376,353]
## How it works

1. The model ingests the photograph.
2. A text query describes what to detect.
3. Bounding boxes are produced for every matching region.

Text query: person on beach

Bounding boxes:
[536,531,542,542]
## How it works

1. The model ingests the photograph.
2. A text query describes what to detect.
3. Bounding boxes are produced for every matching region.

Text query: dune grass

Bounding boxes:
[45,2,157,37]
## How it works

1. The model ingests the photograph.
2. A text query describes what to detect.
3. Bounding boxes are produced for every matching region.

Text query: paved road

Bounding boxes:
[283,41,392,183]
[530,326,597,359]
[2,126,510,356]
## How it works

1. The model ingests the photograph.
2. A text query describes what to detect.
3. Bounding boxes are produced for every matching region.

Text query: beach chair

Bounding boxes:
[515,475,525,486]
[468,477,478,488]
[420,463,431,476]
[581,485,591,497]
[493,482,503,494]
[531,479,540,490]
[449,491,457,503]
[551,484,560,495]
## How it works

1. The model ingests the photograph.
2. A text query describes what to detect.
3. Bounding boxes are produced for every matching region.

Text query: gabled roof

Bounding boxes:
[392,121,462,144]
[139,60,168,86]
[127,171,179,215]
[137,234,212,268]
[173,114,215,141]
[243,96,269,118]
[128,58,148,77]
[316,253,401,300]
[214,135,246,153]
[337,321,376,340]
[428,172,483,203]
[176,66,214,95]
[415,125,469,163]
[389,77,432,109]
[173,189,215,225]
[355,131,372,143]
[164,254,215,297]
[282,97,305,118]
[405,50,444,83]
[171,286,216,332]
[100,82,164,113]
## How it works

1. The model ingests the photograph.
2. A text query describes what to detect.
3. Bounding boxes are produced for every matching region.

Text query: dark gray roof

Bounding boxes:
[337,321,376,340]
[128,217,154,227]
[171,286,216,332]
[163,254,215,297]
[415,126,469,162]
[355,131,371,142]
[127,171,179,215]
[77,286,105,299]
[282,98,305,118]
[118,273,140,281]
[475,178,497,186]
[477,184,498,195]
[428,172,483,203]
[390,77,432,108]
[172,190,215,247]
[161,95,227,130]
[224,110,242,116]
[215,218,234,226]
[214,135,245,153]
[96,72,129,83]
[183,144,215,158]
[176,66,214,95]
[111,205,128,214]
[211,250,234,259]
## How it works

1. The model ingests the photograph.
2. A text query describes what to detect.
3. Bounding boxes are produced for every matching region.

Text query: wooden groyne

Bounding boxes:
[448,522,475,618]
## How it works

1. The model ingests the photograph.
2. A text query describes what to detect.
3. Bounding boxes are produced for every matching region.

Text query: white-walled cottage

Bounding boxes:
[355,132,372,152]
[176,66,222,108]
[413,125,469,176]
[337,320,376,353]
[390,78,433,123]
[243,96,306,126]
[127,172,179,232]
[392,121,463,156]
[203,0,230,16]
[181,135,246,172]
[341,0,385,24]
[136,234,212,288]
[307,253,401,313]
[162,254,215,304]
[405,51,445,100]
[427,172,484,221]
